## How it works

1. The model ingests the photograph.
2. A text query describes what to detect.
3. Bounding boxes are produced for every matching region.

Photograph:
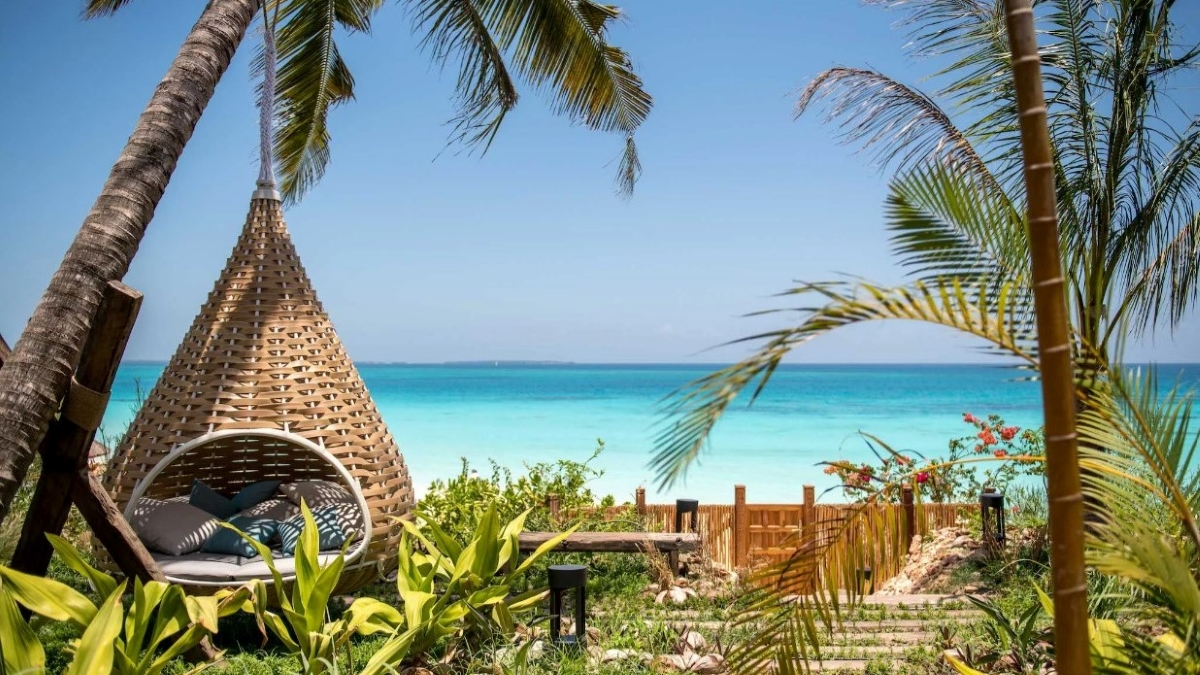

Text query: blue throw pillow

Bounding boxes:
[201,516,278,558]
[189,480,237,519]
[277,506,346,556]
[229,480,283,512]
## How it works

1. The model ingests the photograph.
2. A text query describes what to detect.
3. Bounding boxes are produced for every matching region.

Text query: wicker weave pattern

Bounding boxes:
[103,198,412,590]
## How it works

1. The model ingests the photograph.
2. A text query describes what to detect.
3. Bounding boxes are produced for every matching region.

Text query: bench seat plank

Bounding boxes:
[517,531,699,553]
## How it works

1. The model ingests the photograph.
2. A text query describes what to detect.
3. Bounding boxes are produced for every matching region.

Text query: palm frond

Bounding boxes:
[724,486,920,674]
[82,0,137,18]
[1077,365,1200,673]
[886,162,1028,292]
[470,0,651,196]
[795,68,993,185]
[259,0,384,204]
[651,278,1038,490]
[410,0,519,152]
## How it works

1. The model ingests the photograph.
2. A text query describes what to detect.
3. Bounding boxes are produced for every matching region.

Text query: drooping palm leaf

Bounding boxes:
[651,278,1038,489]
[255,0,384,203]
[1077,365,1200,673]
[796,68,996,188]
[82,0,137,18]
[410,0,519,152]
[410,0,651,195]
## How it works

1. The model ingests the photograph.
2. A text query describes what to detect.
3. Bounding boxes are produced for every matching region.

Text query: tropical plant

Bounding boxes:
[231,504,403,675]
[0,534,250,675]
[418,440,625,544]
[0,0,653,523]
[399,505,579,641]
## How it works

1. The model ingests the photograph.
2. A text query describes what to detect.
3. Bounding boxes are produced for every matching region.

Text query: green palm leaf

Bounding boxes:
[446,0,652,194]
[258,0,384,204]
[651,277,1038,489]
[886,162,1028,290]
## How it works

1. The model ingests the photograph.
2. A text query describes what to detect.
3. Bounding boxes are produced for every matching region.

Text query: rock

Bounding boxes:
[675,629,707,653]
[690,653,726,674]
[602,649,635,663]
[646,582,661,594]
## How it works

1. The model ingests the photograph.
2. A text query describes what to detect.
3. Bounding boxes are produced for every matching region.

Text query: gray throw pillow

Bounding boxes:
[130,499,221,556]
[237,498,299,522]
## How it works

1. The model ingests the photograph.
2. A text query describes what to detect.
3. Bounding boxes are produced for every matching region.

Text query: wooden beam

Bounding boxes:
[517,531,699,554]
[72,474,166,582]
[8,281,160,584]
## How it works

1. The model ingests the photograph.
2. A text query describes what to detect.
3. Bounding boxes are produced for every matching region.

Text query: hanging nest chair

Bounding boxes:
[102,193,413,593]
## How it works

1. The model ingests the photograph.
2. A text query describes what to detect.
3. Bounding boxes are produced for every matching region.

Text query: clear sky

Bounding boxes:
[2,1,1196,364]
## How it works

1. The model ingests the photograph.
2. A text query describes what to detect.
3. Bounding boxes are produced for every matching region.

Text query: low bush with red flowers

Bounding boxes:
[824,412,1044,503]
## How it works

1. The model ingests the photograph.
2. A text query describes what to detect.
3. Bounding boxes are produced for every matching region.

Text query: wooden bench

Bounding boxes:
[518,531,700,572]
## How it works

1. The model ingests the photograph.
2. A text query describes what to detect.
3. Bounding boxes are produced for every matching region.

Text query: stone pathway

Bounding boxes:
[635,593,980,673]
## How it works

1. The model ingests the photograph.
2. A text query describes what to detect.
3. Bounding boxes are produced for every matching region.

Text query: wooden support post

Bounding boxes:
[73,475,166,583]
[10,281,148,579]
[901,485,916,550]
[801,485,815,593]
[729,482,739,566]
[546,493,561,521]
[635,487,646,516]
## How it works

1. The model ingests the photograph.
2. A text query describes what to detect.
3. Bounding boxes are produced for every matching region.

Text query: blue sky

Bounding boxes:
[1,1,1196,364]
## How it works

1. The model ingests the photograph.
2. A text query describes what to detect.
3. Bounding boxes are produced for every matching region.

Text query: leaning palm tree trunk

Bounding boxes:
[1003,1,1089,672]
[0,0,259,521]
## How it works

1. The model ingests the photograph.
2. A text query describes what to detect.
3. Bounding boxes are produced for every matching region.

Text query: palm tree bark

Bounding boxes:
[1003,1,1090,673]
[0,0,259,522]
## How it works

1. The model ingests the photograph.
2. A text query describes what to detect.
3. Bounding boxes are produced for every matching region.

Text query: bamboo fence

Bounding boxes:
[622,485,974,586]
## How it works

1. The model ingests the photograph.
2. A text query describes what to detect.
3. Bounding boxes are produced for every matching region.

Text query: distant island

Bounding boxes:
[442,360,576,366]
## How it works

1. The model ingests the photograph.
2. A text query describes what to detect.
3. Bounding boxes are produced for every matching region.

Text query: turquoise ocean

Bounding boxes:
[99,363,1200,505]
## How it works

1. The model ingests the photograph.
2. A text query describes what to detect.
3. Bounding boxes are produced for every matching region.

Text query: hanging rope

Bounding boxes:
[256,17,278,193]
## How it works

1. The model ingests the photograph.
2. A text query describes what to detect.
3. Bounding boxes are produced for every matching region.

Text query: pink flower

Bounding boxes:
[916,471,930,484]
[978,429,998,446]
[963,412,979,424]
[994,449,1008,458]
[1000,426,1019,441]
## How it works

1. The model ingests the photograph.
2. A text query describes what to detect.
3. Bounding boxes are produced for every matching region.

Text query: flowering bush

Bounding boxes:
[824,413,1044,503]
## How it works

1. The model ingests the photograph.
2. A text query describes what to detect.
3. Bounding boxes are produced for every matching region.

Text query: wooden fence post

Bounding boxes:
[546,493,560,521]
[733,485,748,569]
[635,487,646,516]
[901,485,916,550]
[802,485,815,593]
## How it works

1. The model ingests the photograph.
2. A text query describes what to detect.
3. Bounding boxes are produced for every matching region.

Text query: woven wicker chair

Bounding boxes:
[102,196,413,594]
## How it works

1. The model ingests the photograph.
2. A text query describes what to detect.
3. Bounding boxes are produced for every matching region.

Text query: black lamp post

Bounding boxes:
[675,498,699,533]
[548,564,587,647]
[980,487,1007,550]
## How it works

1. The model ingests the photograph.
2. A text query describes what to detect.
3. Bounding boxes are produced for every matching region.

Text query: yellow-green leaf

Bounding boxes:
[0,583,45,674]
[0,565,97,627]
[65,581,125,675]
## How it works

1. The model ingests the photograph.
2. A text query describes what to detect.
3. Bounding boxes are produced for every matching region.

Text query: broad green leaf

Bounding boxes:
[262,611,300,652]
[0,565,97,627]
[341,597,403,637]
[357,626,417,675]
[467,585,510,607]
[505,587,549,613]
[65,580,125,675]
[0,583,45,675]
[48,535,117,599]
[514,524,580,576]
[185,596,220,634]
